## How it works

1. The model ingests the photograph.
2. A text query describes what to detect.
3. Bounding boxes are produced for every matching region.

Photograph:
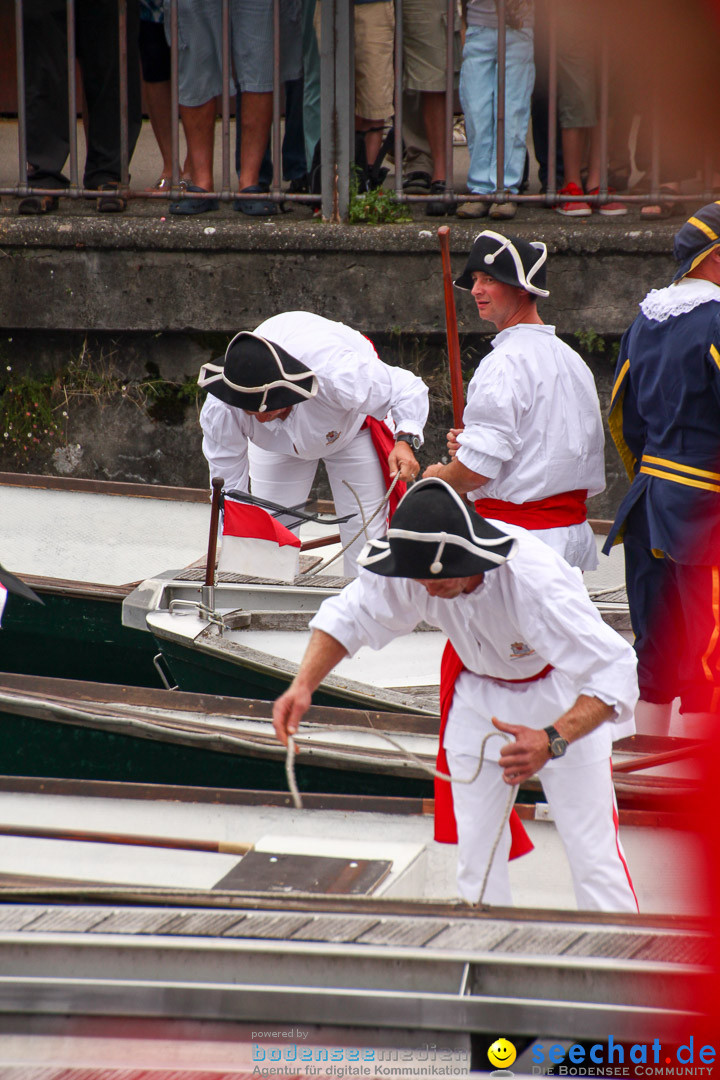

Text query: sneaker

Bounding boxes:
[587,186,628,216]
[555,181,592,216]
[287,173,310,195]
[489,200,517,220]
[457,200,490,218]
[402,170,432,194]
[425,180,457,217]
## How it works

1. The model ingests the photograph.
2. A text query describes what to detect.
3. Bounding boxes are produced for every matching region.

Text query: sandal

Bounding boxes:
[169,183,219,215]
[18,194,58,215]
[233,185,278,216]
[96,182,127,213]
[640,187,682,220]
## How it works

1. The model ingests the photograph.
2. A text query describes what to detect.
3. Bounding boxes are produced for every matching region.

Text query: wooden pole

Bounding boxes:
[0,822,252,855]
[204,476,224,588]
[437,226,465,427]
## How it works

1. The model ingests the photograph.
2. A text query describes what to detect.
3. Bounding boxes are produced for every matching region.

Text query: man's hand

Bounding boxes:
[446,427,464,459]
[271,629,349,747]
[388,441,420,482]
[422,457,490,494]
[493,717,550,785]
[272,680,312,747]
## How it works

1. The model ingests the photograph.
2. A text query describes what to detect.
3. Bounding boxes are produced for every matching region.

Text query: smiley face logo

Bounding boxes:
[488,1038,517,1070]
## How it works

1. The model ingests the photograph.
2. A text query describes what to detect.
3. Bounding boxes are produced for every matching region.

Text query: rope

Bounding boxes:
[302,474,401,577]
[284,723,514,906]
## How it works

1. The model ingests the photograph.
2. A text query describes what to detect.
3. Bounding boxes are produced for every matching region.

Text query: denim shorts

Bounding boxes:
[165,0,302,105]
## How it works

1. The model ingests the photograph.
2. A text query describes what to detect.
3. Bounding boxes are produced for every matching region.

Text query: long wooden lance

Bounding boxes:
[437,225,465,427]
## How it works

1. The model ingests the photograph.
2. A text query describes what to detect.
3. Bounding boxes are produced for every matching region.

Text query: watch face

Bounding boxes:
[550,737,568,758]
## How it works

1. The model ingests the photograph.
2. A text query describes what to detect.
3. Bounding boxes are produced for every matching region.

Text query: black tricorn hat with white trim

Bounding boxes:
[454,229,549,297]
[358,478,517,579]
[198,331,319,412]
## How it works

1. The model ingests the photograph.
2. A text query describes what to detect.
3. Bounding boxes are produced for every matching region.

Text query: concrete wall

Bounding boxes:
[0,217,677,336]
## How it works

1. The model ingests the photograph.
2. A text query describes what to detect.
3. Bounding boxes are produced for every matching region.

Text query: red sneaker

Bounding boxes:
[555,182,592,216]
[587,187,628,216]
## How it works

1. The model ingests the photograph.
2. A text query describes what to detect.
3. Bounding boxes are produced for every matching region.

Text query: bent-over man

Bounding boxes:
[273,478,639,912]
[424,230,605,569]
[199,311,429,576]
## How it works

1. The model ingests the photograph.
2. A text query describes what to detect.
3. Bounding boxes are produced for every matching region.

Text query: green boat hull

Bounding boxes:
[2,591,162,689]
[1,712,433,799]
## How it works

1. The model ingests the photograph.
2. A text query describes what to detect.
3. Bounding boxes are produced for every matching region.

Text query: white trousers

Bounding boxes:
[446,749,638,913]
[248,427,388,577]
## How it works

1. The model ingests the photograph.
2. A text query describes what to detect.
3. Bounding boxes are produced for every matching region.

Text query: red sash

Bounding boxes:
[435,641,554,859]
[362,417,407,521]
[474,489,588,530]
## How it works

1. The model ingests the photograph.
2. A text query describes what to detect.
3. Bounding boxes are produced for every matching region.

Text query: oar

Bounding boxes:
[0,822,252,855]
[300,532,341,552]
[438,225,465,427]
[203,475,224,611]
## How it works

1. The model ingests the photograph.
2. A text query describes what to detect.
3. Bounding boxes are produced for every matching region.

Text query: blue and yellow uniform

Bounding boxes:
[604,268,720,714]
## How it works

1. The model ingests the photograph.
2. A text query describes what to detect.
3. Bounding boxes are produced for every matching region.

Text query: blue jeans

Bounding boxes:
[459,24,535,195]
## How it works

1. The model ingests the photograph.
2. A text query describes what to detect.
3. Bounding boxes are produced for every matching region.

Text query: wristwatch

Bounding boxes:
[544,724,569,759]
[395,432,422,452]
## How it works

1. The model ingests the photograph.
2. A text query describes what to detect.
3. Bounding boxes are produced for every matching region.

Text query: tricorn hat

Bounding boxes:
[454,230,549,297]
[357,478,517,578]
[672,201,720,282]
[198,331,319,412]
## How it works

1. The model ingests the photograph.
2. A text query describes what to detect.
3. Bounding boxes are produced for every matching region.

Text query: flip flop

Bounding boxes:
[233,185,278,216]
[169,183,219,215]
[18,194,58,215]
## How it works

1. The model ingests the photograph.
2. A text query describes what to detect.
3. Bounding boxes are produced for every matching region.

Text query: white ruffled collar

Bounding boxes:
[640,278,720,322]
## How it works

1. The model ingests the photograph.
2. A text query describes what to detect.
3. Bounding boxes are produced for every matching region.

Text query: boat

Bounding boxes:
[0,472,343,688]
[127,518,631,712]
[0,772,708,1070]
[0,672,702,810]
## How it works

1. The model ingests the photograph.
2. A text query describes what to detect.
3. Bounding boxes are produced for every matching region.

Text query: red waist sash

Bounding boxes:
[362,417,407,521]
[474,489,588,529]
[434,642,554,857]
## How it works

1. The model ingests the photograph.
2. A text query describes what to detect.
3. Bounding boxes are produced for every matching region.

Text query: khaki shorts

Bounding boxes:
[354,2,395,120]
[556,6,597,129]
[402,0,460,93]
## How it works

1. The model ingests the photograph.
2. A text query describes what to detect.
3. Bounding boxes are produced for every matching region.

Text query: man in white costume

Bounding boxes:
[199,311,429,576]
[424,230,605,570]
[273,479,639,912]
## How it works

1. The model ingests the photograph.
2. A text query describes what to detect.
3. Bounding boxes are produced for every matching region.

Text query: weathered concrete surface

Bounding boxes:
[0,214,678,336]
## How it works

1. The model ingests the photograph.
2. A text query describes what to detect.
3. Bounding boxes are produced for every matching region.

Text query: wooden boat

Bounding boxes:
[0,472,342,688]
[131,523,631,713]
[0,773,707,1066]
[0,672,701,811]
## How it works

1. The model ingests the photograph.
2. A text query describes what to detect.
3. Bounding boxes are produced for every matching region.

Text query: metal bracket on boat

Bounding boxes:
[152,652,178,691]
[168,597,228,629]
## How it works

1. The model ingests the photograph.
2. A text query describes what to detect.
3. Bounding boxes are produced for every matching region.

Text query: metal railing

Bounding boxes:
[3,0,716,222]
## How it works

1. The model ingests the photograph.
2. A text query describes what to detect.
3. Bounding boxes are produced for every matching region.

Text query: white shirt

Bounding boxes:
[310,525,637,761]
[200,311,429,493]
[456,324,606,503]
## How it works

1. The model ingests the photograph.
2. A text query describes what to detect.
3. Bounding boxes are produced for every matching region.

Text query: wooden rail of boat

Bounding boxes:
[0,673,703,808]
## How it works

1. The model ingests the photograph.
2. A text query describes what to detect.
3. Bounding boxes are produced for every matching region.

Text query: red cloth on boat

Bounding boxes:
[474,489,588,529]
[434,640,546,860]
[362,417,407,521]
